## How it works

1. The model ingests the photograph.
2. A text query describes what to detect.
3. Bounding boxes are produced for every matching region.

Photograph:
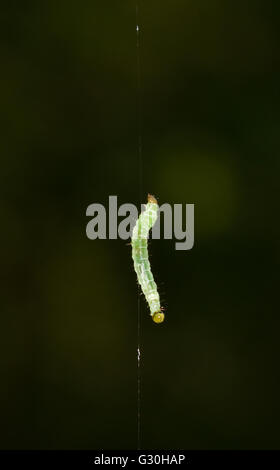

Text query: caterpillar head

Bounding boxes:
[147,194,158,205]
[152,311,165,324]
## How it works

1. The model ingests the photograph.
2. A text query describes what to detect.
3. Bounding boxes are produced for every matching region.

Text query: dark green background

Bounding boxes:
[1,0,279,449]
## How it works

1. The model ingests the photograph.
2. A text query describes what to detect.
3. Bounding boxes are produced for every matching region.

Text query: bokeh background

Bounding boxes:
[1,0,279,449]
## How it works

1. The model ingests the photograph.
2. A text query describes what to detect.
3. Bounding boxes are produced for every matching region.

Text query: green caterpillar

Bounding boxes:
[131,194,165,324]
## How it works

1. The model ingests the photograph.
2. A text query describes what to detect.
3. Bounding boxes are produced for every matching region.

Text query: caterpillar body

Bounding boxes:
[131,194,164,324]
